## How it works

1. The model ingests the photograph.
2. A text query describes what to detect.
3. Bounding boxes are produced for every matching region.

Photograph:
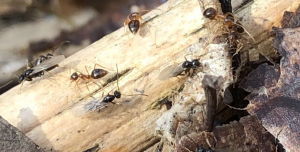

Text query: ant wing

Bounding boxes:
[71,99,108,117]
[157,62,185,80]
[30,55,65,75]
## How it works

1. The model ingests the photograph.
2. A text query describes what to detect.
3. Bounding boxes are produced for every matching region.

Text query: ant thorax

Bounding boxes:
[155,42,233,149]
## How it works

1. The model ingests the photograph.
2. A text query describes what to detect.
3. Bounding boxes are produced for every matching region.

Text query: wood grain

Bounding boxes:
[0,0,299,151]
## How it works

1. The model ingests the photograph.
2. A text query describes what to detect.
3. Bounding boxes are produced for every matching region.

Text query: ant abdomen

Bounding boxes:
[91,69,108,79]
[102,95,116,103]
[203,8,217,19]
[129,20,140,34]
[114,90,121,99]
[70,72,79,81]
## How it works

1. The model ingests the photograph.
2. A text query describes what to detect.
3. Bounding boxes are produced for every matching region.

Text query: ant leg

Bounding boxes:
[93,64,111,71]
[233,23,256,42]
[84,83,91,94]
[225,12,240,21]
[72,79,84,92]
[202,0,220,11]
[19,81,25,91]
[197,0,205,10]
[123,19,129,35]
[137,15,157,47]
[91,80,104,90]
[232,41,244,56]
[128,33,137,47]
[26,59,34,68]
[145,23,158,48]
[84,66,90,75]
[42,70,60,85]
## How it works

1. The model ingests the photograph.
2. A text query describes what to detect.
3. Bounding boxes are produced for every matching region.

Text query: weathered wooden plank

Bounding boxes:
[0,0,299,151]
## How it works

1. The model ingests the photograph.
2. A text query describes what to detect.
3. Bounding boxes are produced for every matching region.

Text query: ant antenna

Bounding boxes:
[26,59,34,69]
[51,41,71,55]
[116,64,120,92]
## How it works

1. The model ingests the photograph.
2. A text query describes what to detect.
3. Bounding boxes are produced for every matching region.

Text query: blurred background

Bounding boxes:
[0,0,167,94]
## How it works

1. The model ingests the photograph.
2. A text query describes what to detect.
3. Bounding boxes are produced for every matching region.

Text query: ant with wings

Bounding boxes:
[19,55,65,88]
[72,64,147,117]
[11,41,69,89]
[33,41,70,66]
[124,8,161,47]
[199,0,255,83]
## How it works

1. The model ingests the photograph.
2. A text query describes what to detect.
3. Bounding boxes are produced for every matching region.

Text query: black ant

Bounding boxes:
[72,64,147,117]
[182,58,202,75]
[71,64,122,117]
[33,41,70,66]
[70,64,108,92]
[16,55,65,89]
[158,58,202,80]
[100,64,122,104]
[35,53,53,66]
[16,68,43,89]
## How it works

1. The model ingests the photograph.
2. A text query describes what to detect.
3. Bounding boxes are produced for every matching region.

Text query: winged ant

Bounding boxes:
[124,8,161,47]
[72,64,147,117]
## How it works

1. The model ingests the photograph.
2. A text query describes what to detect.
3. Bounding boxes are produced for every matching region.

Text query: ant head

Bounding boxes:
[224,14,234,24]
[70,72,79,80]
[91,69,108,79]
[114,90,121,99]
[128,20,140,34]
[197,147,205,152]
[182,60,191,68]
[203,7,217,20]
[236,25,244,33]
[24,69,34,77]
[129,12,140,20]
[191,59,200,67]
[18,74,25,82]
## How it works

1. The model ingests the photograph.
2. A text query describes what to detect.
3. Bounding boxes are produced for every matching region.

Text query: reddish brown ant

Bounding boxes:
[199,0,255,42]
[123,9,161,47]
[70,64,108,93]
[124,12,144,35]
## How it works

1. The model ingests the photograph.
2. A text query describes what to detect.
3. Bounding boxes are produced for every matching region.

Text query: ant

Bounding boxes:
[72,64,147,117]
[16,68,43,89]
[17,55,65,89]
[33,41,70,66]
[70,64,108,93]
[182,58,202,76]
[200,0,255,42]
[158,58,202,80]
[124,9,160,47]
[71,64,122,117]
[124,12,144,35]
